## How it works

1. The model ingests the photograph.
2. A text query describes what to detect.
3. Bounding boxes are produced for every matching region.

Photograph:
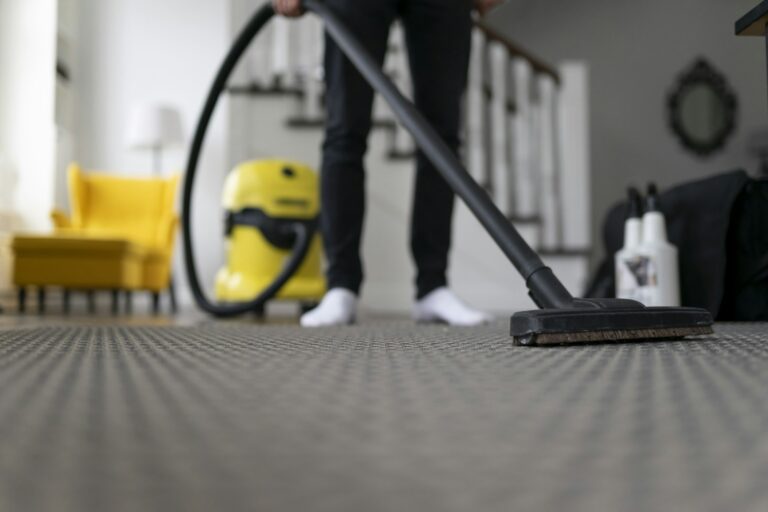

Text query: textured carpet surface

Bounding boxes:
[1,322,767,512]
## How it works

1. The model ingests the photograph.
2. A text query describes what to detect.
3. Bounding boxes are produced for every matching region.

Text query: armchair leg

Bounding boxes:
[125,291,133,315]
[111,290,120,316]
[18,287,26,314]
[151,292,160,315]
[169,277,178,314]
[63,289,71,315]
[87,291,96,314]
[37,288,46,315]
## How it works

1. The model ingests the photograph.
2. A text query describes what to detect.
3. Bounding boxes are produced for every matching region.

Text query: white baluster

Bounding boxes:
[467,29,486,184]
[557,62,591,250]
[373,25,399,123]
[271,17,297,88]
[529,93,543,249]
[391,109,414,157]
[389,24,413,156]
[245,17,274,87]
[510,57,536,220]
[537,74,561,251]
[299,16,324,120]
[489,42,512,216]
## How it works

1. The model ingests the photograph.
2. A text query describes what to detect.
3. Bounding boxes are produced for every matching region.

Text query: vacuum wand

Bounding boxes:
[302,0,573,310]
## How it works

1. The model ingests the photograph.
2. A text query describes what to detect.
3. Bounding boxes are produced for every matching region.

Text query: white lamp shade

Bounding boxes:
[126,104,184,150]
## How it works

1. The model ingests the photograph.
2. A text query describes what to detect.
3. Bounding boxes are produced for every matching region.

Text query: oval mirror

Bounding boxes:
[668,59,738,157]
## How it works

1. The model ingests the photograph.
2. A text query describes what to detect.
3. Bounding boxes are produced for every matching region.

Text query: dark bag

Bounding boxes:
[719,179,768,320]
[585,170,767,319]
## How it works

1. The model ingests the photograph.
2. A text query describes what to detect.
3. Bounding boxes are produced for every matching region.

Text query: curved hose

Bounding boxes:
[182,3,315,317]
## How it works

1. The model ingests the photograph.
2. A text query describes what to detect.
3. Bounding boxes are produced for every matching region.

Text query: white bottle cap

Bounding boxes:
[625,218,642,249]
[643,211,668,244]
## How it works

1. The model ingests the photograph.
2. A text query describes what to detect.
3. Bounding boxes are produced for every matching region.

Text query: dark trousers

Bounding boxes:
[321,0,472,299]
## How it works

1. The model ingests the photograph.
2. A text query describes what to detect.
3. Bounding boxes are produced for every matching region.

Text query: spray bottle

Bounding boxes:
[615,187,644,302]
[636,184,680,307]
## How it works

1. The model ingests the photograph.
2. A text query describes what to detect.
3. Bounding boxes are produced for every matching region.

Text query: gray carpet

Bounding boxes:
[1,322,767,512]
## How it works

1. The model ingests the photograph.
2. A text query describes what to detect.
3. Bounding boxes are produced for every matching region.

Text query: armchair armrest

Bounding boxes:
[157,214,180,254]
[50,209,72,231]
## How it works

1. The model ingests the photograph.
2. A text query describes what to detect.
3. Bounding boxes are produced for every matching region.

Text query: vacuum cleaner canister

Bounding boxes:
[215,160,325,304]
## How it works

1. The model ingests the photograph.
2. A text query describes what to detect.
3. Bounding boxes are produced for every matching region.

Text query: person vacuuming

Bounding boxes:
[273,0,504,327]
[183,0,712,344]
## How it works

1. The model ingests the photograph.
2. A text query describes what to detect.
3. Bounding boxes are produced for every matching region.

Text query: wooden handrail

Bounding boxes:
[474,18,561,85]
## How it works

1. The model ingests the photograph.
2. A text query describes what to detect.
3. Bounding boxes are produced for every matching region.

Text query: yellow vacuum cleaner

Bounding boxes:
[215,159,324,314]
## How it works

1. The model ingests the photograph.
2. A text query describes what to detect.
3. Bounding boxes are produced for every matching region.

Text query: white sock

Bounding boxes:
[300,288,357,327]
[413,287,493,326]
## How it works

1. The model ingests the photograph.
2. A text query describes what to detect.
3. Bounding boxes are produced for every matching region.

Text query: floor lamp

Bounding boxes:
[126,104,184,175]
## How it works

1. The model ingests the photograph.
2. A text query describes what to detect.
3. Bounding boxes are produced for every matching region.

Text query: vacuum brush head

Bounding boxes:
[510,300,714,346]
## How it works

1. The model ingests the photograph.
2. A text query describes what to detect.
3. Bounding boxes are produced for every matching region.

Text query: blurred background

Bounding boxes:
[0,0,763,316]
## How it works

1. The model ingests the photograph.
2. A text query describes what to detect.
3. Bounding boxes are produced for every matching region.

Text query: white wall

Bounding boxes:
[490,0,765,265]
[0,0,58,230]
[75,0,232,298]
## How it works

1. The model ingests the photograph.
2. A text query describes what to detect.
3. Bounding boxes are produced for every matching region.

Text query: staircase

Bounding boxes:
[223,3,591,314]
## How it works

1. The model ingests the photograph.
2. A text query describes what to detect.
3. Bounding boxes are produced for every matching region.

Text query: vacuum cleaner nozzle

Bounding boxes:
[511,299,713,346]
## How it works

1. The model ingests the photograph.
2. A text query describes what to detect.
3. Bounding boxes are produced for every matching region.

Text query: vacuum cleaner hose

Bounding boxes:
[182,4,317,317]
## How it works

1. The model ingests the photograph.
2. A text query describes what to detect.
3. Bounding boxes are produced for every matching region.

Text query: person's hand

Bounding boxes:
[474,0,505,17]
[273,0,305,18]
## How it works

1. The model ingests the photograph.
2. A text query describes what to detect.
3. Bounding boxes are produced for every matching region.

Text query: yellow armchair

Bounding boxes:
[12,164,180,314]
[50,209,71,229]
[55,163,181,294]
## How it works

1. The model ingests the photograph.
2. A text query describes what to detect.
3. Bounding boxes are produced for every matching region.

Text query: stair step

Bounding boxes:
[538,247,591,257]
[285,117,325,129]
[386,149,416,161]
[508,215,541,225]
[286,116,397,131]
[227,83,303,97]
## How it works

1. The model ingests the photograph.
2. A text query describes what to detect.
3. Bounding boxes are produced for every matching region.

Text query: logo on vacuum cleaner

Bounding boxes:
[275,198,310,208]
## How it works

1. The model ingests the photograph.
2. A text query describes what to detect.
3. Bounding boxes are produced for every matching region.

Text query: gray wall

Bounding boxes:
[490,0,765,265]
